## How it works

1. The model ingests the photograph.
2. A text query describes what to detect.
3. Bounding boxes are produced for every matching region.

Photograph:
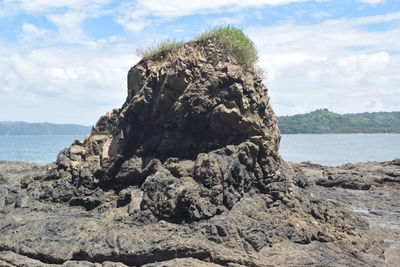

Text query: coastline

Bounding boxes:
[1,158,398,265]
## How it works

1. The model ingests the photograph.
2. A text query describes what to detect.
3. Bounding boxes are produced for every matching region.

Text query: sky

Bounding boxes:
[0,0,399,125]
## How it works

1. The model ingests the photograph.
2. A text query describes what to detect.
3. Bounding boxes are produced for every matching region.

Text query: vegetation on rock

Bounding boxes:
[279,109,400,134]
[196,26,258,68]
[136,39,184,59]
[137,26,258,68]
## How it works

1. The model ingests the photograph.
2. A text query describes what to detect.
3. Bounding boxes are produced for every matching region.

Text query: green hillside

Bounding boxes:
[278,109,400,134]
[0,121,92,135]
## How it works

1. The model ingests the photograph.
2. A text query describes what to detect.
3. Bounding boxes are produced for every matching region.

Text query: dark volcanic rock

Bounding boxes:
[299,159,400,190]
[0,39,387,266]
[44,38,282,221]
[297,159,400,266]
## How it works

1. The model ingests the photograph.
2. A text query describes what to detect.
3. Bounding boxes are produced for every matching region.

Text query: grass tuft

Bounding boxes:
[136,26,258,68]
[196,25,258,68]
[136,39,184,59]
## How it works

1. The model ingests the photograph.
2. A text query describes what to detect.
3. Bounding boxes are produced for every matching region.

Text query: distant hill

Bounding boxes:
[0,121,92,135]
[278,109,400,134]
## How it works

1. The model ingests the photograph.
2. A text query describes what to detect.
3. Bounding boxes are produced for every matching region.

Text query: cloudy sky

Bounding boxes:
[1,0,399,125]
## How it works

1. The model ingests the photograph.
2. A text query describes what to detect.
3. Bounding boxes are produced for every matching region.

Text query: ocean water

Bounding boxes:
[0,135,85,165]
[0,134,399,166]
[280,134,400,166]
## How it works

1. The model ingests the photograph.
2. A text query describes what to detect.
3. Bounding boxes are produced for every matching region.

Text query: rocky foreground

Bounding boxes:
[0,38,399,266]
[1,160,399,266]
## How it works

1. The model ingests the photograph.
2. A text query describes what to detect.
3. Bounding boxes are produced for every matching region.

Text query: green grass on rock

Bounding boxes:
[136,39,184,59]
[196,26,258,68]
[137,26,258,69]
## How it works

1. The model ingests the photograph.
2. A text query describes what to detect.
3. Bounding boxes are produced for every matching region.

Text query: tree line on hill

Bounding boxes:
[278,109,400,134]
[1,109,400,135]
[0,121,91,135]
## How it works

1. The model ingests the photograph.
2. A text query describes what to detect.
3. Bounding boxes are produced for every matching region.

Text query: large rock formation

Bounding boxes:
[0,38,385,266]
[45,37,282,221]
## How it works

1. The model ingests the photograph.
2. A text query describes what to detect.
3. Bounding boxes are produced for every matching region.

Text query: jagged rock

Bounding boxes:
[0,38,392,266]
[298,158,400,190]
[41,37,282,220]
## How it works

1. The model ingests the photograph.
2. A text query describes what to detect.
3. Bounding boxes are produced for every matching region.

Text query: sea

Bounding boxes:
[0,134,399,166]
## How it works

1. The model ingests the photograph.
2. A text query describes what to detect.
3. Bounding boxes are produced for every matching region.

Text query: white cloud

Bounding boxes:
[21,23,48,41]
[46,12,88,43]
[115,0,326,32]
[0,44,138,124]
[0,0,113,19]
[332,11,400,25]
[18,0,112,13]
[358,0,385,5]
[207,14,246,26]
[1,0,116,45]
[249,13,400,115]
[135,0,318,18]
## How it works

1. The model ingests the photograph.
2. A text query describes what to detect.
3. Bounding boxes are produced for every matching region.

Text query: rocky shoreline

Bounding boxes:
[1,37,399,266]
[0,159,399,266]
[298,159,400,266]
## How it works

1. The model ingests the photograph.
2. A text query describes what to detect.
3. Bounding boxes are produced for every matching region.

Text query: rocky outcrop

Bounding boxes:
[43,38,282,221]
[0,38,388,266]
[299,159,400,190]
[297,159,400,266]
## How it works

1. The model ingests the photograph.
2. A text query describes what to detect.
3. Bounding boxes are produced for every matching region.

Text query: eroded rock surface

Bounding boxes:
[297,159,400,266]
[0,39,389,266]
[299,159,400,190]
[39,38,284,221]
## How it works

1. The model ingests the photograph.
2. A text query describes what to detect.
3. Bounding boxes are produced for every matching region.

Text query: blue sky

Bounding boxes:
[0,0,399,125]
